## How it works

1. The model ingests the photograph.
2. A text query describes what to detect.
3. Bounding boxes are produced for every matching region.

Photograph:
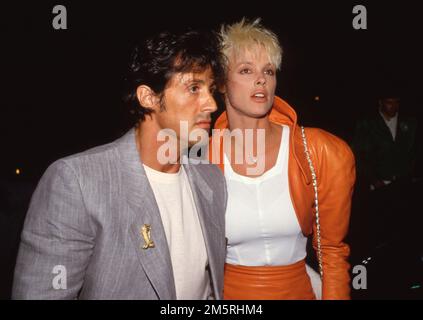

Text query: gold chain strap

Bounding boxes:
[300,126,323,278]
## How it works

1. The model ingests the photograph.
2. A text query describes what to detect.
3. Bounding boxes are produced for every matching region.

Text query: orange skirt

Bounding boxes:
[223,260,316,300]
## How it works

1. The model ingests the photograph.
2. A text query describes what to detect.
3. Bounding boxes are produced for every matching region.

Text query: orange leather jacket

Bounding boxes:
[211,96,356,299]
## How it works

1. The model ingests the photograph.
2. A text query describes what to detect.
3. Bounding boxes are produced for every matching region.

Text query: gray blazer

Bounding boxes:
[12,129,227,299]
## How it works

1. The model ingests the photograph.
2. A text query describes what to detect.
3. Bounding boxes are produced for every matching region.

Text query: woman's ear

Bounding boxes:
[136,85,159,110]
[218,83,226,94]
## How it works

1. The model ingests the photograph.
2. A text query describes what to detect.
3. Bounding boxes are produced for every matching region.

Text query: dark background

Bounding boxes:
[1,0,422,299]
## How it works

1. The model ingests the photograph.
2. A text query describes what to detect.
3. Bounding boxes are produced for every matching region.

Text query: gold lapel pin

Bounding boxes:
[141,224,155,249]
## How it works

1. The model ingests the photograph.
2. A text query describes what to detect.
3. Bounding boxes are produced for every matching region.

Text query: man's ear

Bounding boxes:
[136,85,159,110]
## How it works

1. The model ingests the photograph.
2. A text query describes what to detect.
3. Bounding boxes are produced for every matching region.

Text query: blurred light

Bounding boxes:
[16,168,21,175]
[410,285,421,290]
[314,96,320,101]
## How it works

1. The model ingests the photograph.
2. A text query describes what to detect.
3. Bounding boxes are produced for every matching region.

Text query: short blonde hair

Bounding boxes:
[219,18,283,71]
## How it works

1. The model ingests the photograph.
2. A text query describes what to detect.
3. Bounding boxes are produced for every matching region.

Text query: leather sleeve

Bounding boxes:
[307,128,356,300]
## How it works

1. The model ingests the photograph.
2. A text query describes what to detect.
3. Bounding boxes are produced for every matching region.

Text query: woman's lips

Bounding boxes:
[251,95,268,103]
[251,91,268,103]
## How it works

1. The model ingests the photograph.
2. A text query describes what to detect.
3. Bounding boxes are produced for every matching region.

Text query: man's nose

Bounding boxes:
[202,92,218,113]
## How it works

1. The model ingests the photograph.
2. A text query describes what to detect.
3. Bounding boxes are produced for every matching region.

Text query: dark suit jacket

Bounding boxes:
[352,111,417,184]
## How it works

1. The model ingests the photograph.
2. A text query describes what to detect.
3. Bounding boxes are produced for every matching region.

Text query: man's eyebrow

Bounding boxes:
[191,79,206,84]
[183,78,206,85]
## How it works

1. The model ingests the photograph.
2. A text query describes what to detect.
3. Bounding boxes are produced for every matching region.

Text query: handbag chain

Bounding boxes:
[300,126,323,279]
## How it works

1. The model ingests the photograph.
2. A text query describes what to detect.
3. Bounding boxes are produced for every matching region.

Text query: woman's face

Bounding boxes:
[224,45,277,118]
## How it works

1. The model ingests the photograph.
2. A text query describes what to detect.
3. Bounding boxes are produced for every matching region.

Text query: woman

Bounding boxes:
[211,18,356,299]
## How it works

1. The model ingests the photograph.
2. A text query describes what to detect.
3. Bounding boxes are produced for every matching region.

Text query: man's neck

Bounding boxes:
[135,122,182,174]
[379,109,398,121]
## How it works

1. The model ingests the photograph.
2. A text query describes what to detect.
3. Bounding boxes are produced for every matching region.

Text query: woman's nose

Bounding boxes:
[255,76,266,86]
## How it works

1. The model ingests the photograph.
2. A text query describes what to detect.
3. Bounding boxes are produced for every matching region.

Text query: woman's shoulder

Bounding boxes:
[301,127,355,164]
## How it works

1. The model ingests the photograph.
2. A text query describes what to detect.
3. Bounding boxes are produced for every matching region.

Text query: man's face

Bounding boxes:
[380,97,400,117]
[224,45,277,118]
[155,66,218,147]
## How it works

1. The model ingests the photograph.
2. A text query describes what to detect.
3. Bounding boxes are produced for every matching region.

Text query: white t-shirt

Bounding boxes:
[143,164,211,299]
[224,125,308,266]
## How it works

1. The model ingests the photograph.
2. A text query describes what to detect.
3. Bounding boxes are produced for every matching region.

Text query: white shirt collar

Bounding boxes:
[379,110,398,140]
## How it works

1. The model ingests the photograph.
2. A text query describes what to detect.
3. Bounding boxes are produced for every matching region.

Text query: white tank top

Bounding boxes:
[224,125,308,266]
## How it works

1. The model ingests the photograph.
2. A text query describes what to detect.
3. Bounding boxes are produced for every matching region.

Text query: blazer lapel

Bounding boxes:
[377,112,395,143]
[117,129,176,300]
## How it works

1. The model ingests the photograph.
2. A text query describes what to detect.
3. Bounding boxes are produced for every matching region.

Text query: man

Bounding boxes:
[351,93,419,251]
[352,94,417,190]
[12,30,227,299]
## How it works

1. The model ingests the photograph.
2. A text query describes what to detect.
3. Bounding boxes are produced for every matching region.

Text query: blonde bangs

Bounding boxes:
[219,18,282,70]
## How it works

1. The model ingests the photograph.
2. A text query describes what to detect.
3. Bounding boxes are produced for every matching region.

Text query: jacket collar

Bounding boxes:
[115,129,220,299]
[116,129,176,299]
